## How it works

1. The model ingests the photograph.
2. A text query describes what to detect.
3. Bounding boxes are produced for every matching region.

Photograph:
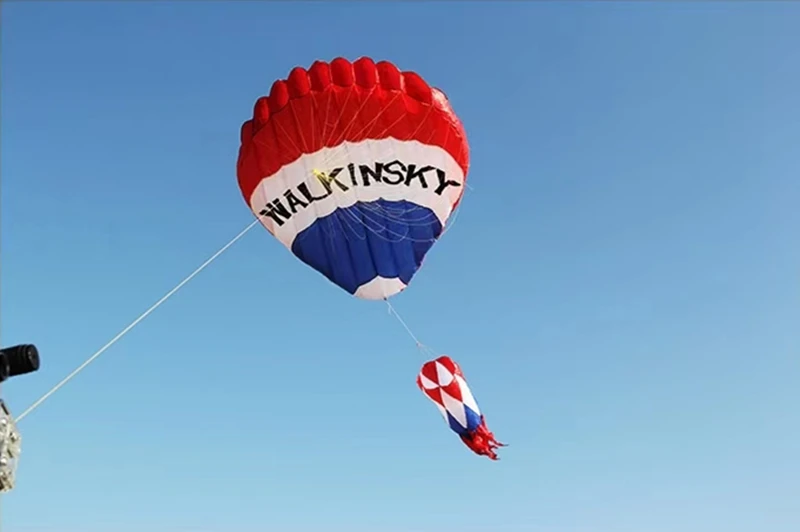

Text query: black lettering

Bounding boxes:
[272,161,450,215]
[359,162,383,186]
[259,199,291,226]
[382,160,406,185]
[327,167,350,192]
[314,173,334,195]
[270,198,291,220]
[283,190,308,213]
[297,181,333,203]
[405,164,433,188]
[313,167,349,193]
[434,168,461,195]
[258,207,283,226]
[347,163,358,187]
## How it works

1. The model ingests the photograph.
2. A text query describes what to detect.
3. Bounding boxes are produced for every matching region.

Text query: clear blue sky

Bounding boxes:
[2,2,799,531]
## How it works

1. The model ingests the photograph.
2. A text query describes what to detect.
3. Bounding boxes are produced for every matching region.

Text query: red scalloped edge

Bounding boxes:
[239,56,465,147]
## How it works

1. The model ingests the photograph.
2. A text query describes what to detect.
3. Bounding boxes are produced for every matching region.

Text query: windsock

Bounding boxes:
[417,356,506,460]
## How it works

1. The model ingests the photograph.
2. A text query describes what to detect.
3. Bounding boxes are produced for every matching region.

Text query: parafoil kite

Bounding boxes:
[417,356,505,460]
[236,57,469,299]
[236,58,502,460]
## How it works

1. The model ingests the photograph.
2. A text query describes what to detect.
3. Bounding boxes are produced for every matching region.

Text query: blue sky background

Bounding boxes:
[2,2,799,532]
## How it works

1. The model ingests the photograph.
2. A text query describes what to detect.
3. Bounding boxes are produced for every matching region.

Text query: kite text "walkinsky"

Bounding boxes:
[258,160,461,227]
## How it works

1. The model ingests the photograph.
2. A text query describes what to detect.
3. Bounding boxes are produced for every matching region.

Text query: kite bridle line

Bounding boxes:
[385,300,437,358]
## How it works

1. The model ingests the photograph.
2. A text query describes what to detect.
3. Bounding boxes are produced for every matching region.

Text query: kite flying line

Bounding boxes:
[13,219,439,423]
[13,219,261,422]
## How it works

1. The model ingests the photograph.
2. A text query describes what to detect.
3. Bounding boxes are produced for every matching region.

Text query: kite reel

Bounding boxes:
[0,344,41,492]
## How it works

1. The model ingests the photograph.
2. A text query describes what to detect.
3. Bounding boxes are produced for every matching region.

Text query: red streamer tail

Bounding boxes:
[460,417,507,460]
